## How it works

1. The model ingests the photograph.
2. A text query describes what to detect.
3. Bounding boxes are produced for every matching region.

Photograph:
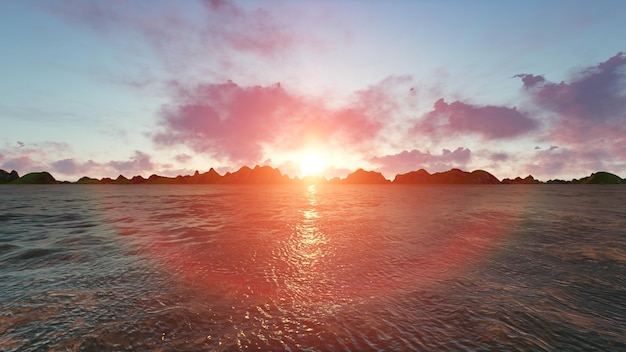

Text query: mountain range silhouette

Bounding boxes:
[1,166,624,185]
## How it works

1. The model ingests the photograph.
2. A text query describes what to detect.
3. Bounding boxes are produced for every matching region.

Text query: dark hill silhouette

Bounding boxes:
[76,176,100,184]
[579,171,623,184]
[341,169,390,184]
[9,172,57,184]
[115,175,131,184]
[222,165,291,184]
[393,169,431,184]
[394,168,499,184]
[194,168,222,183]
[501,175,541,184]
[0,169,19,183]
[131,175,146,184]
[2,167,625,185]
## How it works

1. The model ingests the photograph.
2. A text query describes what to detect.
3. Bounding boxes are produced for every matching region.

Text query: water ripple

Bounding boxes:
[0,185,624,350]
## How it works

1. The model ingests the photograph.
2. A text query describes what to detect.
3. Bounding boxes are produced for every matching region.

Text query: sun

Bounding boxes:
[300,151,326,177]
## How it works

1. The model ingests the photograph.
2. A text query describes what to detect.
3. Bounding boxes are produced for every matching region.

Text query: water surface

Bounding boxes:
[1,184,625,350]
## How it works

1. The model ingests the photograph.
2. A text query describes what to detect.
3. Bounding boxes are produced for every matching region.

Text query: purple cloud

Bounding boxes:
[415,98,538,140]
[517,52,626,123]
[371,147,471,176]
[199,0,297,57]
[50,158,101,176]
[514,74,546,87]
[489,152,509,162]
[108,151,155,174]
[516,52,626,146]
[526,147,614,180]
[515,52,626,173]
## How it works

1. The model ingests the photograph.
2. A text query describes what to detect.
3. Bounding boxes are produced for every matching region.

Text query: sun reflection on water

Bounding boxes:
[269,184,340,314]
[294,185,327,266]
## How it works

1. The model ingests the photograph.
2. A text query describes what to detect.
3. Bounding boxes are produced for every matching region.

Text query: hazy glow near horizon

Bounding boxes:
[1,1,626,181]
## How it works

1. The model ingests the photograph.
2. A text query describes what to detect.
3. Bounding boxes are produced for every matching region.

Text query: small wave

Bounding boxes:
[13,247,57,260]
[0,243,19,253]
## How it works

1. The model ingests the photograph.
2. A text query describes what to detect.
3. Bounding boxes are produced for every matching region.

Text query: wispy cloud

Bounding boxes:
[0,144,174,180]
[45,0,308,77]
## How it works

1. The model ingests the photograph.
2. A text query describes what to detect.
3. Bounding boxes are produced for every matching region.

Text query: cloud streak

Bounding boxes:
[0,144,175,180]
[45,0,308,77]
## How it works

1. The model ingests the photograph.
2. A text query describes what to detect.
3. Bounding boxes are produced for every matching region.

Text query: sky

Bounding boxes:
[1,0,626,181]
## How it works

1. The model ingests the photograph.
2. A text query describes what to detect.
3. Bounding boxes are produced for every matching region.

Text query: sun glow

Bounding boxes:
[299,151,326,177]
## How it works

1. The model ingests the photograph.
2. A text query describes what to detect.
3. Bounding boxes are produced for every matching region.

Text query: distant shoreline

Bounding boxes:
[1,166,624,185]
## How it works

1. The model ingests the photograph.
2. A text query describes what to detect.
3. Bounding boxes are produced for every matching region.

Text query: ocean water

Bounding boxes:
[1,184,625,351]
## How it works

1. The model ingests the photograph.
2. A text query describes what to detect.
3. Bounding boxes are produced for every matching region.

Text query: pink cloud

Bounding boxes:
[415,98,538,140]
[370,147,471,176]
[153,80,389,165]
[154,81,301,164]
[0,156,42,174]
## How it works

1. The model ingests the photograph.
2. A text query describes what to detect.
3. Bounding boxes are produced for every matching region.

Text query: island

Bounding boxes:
[1,166,624,185]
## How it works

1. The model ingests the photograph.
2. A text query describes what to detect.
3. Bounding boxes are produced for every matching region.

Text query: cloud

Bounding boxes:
[153,80,390,165]
[489,152,509,162]
[514,73,546,87]
[50,151,176,179]
[516,52,626,145]
[108,151,155,174]
[199,0,297,57]
[0,156,41,173]
[0,143,170,180]
[525,147,615,180]
[371,147,471,176]
[174,153,193,163]
[153,81,301,164]
[415,98,538,140]
[50,158,101,176]
[0,141,72,174]
[45,0,304,77]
